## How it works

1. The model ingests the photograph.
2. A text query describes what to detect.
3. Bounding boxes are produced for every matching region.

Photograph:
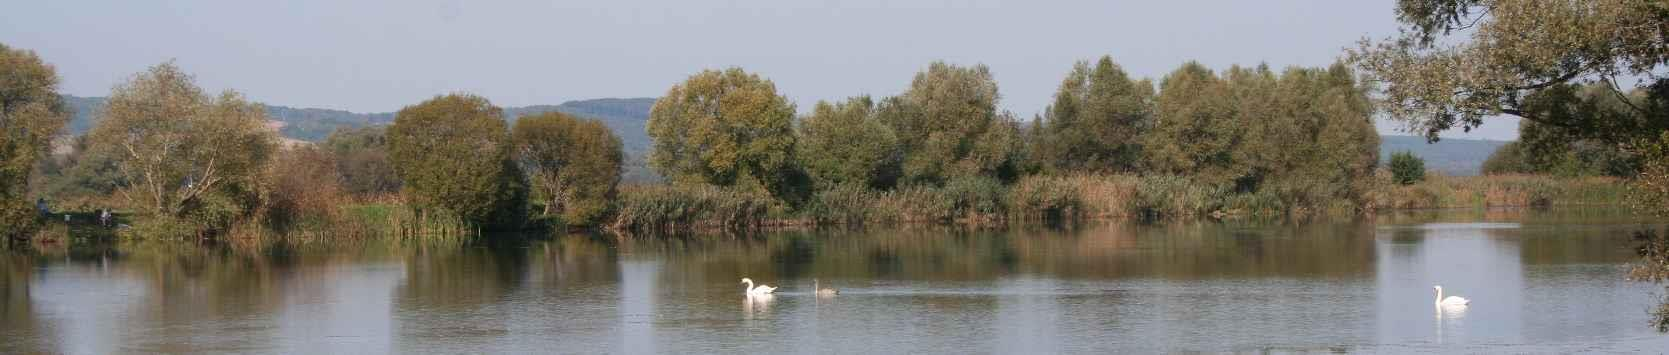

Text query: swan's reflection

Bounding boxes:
[743,294,775,319]
[1435,303,1467,343]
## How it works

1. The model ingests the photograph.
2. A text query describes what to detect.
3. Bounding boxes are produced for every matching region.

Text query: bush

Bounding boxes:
[941,176,1008,220]
[323,126,401,196]
[1389,151,1425,185]
[256,147,346,235]
[1482,141,1532,175]
[803,184,876,225]
[1007,176,1084,221]
[611,184,778,232]
[1630,131,1669,216]
[1131,175,1221,220]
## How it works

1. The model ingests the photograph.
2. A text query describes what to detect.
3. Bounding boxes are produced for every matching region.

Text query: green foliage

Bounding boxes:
[387,94,526,229]
[879,62,1024,185]
[1034,56,1155,173]
[1631,131,1669,217]
[86,62,277,234]
[1352,0,1668,140]
[257,147,344,234]
[0,43,68,238]
[1144,62,1243,186]
[1145,62,1380,208]
[1131,175,1222,220]
[1390,151,1426,185]
[1481,141,1532,175]
[1006,175,1085,221]
[323,125,401,195]
[797,96,902,190]
[511,111,624,226]
[611,184,778,232]
[803,183,878,225]
[646,68,797,194]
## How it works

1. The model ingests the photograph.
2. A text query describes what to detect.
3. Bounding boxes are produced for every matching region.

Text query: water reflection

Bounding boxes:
[1,209,1666,352]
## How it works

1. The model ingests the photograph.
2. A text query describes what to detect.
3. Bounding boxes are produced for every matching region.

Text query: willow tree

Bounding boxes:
[387,94,526,228]
[511,112,623,225]
[796,96,901,190]
[87,62,277,231]
[1036,56,1155,173]
[1144,62,1379,204]
[0,44,68,236]
[1256,63,1381,206]
[878,61,1023,185]
[1350,0,1668,142]
[1143,62,1245,188]
[646,68,797,193]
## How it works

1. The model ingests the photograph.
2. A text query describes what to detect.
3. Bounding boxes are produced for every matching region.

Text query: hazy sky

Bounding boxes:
[0,0,1518,140]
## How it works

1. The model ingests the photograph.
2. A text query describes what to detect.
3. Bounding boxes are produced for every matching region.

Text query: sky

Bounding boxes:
[0,0,1518,140]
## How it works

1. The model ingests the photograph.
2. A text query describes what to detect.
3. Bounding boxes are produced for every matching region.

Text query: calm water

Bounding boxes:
[4,208,1668,353]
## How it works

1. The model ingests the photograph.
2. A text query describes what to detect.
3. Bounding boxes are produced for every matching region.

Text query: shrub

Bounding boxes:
[1389,151,1425,185]
[257,147,346,235]
[1131,175,1221,220]
[611,184,778,232]
[1630,131,1669,216]
[941,176,1008,221]
[323,126,401,196]
[803,184,876,225]
[1007,175,1086,221]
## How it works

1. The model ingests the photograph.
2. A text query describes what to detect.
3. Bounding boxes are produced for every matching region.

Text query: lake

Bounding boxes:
[4,208,1667,353]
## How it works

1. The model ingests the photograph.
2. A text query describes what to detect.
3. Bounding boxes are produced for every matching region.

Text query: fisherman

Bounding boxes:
[36,198,48,217]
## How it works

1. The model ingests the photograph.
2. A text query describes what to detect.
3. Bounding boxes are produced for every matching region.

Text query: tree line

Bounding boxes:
[7,0,1666,237]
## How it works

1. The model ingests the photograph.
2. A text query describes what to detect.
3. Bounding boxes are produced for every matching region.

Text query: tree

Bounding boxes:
[1389,151,1426,185]
[1481,141,1531,175]
[1036,56,1155,173]
[323,126,401,195]
[796,96,901,190]
[511,112,624,226]
[1143,62,1246,187]
[1511,84,1647,177]
[1144,62,1380,205]
[878,61,1023,185]
[387,94,526,228]
[646,68,797,193]
[1255,64,1382,205]
[87,62,276,232]
[0,43,67,236]
[1350,0,1668,142]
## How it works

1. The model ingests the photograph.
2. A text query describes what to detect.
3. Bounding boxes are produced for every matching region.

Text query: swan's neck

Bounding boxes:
[744,280,755,292]
[1435,288,1443,303]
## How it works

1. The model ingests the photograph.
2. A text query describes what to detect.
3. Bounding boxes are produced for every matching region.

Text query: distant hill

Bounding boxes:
[61,95,654,150]
[1379,135,1508,176]
[61,94,662,182]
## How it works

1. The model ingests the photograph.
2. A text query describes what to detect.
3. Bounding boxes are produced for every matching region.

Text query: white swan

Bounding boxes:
[814,278,838,296]
[742,278,776,295]
[1434,285,1470,306]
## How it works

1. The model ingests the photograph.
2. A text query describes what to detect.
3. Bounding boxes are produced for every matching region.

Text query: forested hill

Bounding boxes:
[59,95,655,151]
[1379,135,1509,176]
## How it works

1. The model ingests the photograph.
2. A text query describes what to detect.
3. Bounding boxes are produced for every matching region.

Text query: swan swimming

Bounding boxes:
[814,278,838,296]
[1433,285,1470,306]
[742,278,776,295]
